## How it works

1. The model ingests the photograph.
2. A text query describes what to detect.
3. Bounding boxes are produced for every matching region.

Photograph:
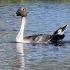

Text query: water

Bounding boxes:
[0,2,70,70]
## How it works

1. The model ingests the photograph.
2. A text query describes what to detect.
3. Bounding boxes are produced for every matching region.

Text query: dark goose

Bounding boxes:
[16,7,68,44]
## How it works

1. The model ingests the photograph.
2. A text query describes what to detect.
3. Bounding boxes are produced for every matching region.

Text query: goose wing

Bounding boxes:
[24,34,52,43]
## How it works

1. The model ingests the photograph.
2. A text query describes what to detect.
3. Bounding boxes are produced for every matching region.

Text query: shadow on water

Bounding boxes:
[1,39,70,47]
[19,40,70,47]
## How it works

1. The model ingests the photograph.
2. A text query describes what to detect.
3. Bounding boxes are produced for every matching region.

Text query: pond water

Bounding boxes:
[0,2,70,70]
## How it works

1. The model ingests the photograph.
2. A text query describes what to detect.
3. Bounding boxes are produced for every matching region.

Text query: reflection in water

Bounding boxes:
[15,43,25,70]
[30,41,65,46]
[11,43,25,70]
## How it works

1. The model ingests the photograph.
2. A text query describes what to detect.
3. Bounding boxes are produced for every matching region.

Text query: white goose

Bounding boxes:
[16,7,68,44]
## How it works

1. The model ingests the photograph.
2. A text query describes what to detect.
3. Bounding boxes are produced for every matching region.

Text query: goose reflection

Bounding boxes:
[16,43,25,70]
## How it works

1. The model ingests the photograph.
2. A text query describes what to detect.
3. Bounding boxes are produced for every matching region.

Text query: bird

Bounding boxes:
[16,7,68,44]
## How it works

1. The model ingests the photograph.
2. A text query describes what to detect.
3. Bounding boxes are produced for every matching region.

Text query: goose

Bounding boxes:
[16,7,68,44]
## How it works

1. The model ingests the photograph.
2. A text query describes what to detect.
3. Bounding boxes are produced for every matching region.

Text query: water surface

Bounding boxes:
[0,2,70,70]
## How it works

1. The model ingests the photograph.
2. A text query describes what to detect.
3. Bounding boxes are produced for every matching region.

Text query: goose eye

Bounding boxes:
[23,8,26,11]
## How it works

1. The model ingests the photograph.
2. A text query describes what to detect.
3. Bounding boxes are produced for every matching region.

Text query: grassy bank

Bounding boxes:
[0,0,70,4]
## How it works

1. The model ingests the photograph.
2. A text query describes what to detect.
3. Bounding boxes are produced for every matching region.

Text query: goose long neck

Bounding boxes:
[21,17,26,33]
[16,17,26,42]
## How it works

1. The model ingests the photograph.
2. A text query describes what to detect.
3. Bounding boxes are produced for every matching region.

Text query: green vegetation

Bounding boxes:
[0,0,21,3]
[0,0,70,4]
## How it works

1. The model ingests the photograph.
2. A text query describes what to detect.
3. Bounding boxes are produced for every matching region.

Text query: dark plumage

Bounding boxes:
[24,25,68,44]
[16,7,68,44]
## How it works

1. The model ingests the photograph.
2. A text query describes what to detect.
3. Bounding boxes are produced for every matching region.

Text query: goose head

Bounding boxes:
[16,7,27,17]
